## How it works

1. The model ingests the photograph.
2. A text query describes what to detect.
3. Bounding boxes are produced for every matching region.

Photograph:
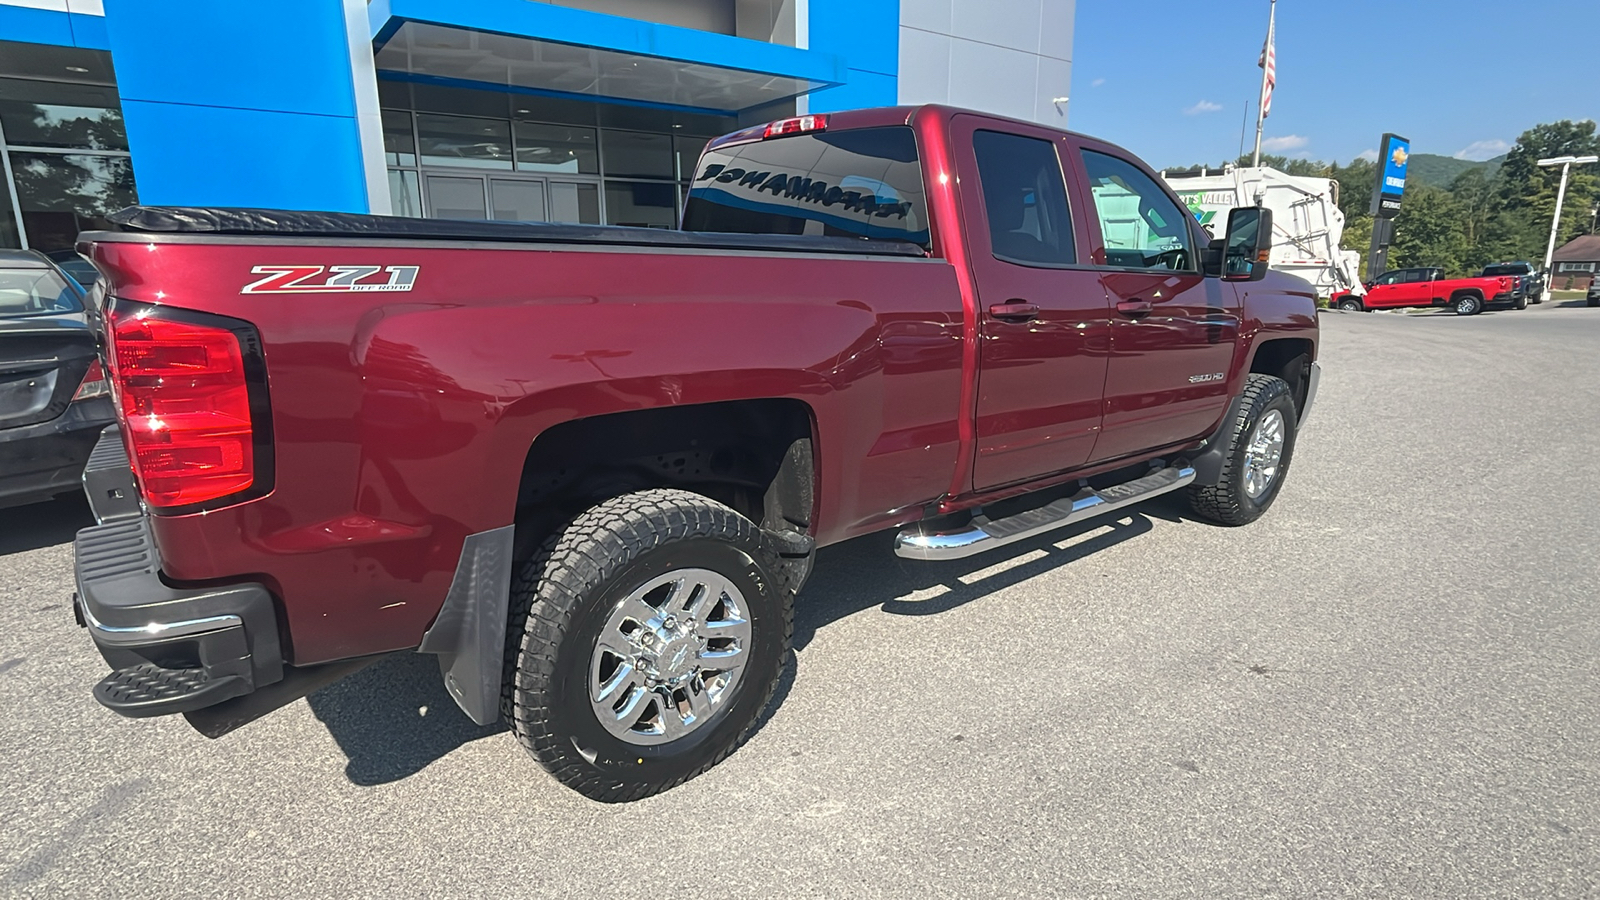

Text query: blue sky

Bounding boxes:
[1070,0,1600,169]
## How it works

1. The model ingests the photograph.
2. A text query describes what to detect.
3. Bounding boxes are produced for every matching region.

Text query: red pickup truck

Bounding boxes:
[70,105,1319,801]
[1331,266,1519,314]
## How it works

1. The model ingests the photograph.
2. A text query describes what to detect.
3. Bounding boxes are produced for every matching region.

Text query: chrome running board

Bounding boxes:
[894,466,1196,561]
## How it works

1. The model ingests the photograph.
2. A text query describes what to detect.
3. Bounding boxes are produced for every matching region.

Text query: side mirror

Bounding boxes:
[1220,207,1273,282]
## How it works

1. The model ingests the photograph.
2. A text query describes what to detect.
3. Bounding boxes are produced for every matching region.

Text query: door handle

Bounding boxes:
[1116,298,1153,317]
[988,301,1041,320]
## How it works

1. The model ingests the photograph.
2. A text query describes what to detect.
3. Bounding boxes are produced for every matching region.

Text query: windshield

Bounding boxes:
[681,126,930,249]
[0,267,83,317]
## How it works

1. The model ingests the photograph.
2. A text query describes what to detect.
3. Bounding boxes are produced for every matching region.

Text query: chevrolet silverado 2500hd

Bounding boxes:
[70,105,1320,801]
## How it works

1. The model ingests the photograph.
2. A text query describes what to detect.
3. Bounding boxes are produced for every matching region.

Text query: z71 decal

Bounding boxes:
[242,265,419,294]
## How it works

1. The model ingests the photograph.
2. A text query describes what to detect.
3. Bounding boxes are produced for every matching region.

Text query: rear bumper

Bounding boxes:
[0,397,114,508]
[73,427,284,718]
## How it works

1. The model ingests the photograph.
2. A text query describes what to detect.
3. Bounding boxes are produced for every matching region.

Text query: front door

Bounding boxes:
[1075,145,1240,461]
[953,117,1111,492]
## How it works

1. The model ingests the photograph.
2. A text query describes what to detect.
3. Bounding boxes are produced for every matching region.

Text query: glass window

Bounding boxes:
[0,77,127,151]
[972,130,1075,266]
[550,182,601,225]
[491,179,547,222]
[681,126,930,249]
[1373,271,1400,285]
[0,265,81,317]
[602,130,674,179]
[382,110,416,167]
[515,123,598,174]
[10,152,138,252]
[605,180,677,228]
[425,174,487,219]
[1081,149,1195,271]
[388,169,422,217]
[416,114,513,170]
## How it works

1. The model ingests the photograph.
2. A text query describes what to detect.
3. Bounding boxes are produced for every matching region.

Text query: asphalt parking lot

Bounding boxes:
[2,300,1597,898]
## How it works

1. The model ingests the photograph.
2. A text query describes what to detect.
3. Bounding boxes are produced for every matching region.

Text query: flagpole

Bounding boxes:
[1252,0,1275,167]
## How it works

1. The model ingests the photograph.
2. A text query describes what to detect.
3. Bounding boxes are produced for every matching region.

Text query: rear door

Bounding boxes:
[1074,144,1239,461]
[952,116,1111,491]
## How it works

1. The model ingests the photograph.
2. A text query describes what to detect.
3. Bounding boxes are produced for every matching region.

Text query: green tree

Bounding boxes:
[1390,185,1470,275]
[1449,167,1499,271]
[1496,120,1600,260]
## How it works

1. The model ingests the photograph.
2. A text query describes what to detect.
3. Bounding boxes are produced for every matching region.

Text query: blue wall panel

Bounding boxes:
[807,70,897,114]
[806,0,898,111]
[67,13,110,50]
[0,5,76,47]
[116,101,369,211]
[102,0,374,212]
[102,0,358,117]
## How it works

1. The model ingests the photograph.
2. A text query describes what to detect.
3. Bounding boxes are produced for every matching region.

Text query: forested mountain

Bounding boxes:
[1407,152,1504,188]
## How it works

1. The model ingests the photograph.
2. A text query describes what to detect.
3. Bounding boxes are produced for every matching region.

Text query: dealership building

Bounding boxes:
[0,0,1074,252]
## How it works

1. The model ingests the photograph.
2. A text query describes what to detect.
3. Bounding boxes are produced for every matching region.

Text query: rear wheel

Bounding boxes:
[503,489,792,802]
[1188,374,1298,527]
[1453,293,1483,316]
[1514,293,1528,310]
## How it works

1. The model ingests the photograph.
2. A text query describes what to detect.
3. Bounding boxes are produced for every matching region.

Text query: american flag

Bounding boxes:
[1258,3,1277,118]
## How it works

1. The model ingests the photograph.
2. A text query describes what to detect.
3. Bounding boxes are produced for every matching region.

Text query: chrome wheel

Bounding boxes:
[1242,408,1286,499]
[589,568,752,746]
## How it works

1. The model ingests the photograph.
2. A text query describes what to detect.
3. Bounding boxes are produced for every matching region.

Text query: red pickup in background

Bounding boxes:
[1331,266,1518,314]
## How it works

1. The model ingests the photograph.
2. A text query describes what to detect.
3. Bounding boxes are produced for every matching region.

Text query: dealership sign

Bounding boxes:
[1369,133,1410,219]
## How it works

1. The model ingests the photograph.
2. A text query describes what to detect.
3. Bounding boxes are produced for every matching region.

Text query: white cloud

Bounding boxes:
[1261,134,1309,152]
[1184,100,1223,116]
[1091,78,1106,87]
[1356,149,1379,162]
[1453,139,1510,161]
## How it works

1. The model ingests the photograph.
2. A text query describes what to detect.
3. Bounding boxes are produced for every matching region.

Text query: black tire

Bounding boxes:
[1187,374,1298,527]
[502,488,792,802]
[1514,293,1528,310]
[1587,297,1599,307]
[1337,298,1363,311]
[1453,292,1483,316]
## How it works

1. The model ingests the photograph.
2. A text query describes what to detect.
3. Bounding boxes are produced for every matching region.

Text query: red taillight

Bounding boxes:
[72,358,109,401]
[763,115,828,139]
[108,306,257,509]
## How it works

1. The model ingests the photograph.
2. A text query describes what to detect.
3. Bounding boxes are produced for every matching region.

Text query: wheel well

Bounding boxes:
[1451,289,1483,300]
[512,399,815,562]
[1249,338,1313,418]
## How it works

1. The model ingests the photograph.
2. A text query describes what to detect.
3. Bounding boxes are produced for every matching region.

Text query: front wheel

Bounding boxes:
[503,489,792,802]
[1454,293,1483,316]
[1188,374,1298,527]
[1337,298,1363,311]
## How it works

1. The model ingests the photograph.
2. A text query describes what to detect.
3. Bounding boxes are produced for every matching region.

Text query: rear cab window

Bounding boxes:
[0,267,82,317]
[971,129,1076,266]
[681,126,930,250]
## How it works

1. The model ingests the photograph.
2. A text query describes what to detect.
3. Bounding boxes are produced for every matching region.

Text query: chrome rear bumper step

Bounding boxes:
[894,466,1196,561]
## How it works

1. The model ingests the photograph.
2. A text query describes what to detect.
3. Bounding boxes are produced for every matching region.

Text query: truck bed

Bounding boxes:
[105,207,929,258]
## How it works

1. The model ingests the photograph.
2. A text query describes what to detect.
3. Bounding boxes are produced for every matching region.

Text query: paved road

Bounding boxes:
[2,301,1597,899]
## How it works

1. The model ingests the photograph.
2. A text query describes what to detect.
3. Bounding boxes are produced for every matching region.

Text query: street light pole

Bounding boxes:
[1537,154,1599,302]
